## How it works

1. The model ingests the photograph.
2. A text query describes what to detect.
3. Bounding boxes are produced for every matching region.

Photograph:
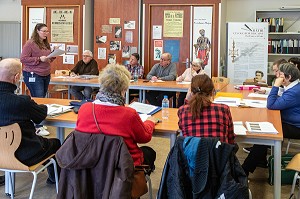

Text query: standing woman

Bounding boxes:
[21,23,55,97]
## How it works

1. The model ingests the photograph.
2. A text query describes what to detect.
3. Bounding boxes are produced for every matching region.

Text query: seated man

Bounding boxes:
[0,58,61,184]
[70,50,99,100]
[125,53,144,102]
[146,52,177,106]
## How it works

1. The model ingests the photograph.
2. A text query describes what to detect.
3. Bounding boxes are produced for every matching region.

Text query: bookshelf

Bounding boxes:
[256,10,300,65]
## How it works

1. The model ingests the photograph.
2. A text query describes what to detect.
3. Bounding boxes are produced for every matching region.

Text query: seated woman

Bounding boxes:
[75,63,158,169]
[242,63,300,176]
[178,74,235,144]
[176,58,205,107]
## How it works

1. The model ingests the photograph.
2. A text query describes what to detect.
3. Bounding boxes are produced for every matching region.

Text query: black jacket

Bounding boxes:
[56,131,134,199]
[0,81,50,165]
[157,137,249,199]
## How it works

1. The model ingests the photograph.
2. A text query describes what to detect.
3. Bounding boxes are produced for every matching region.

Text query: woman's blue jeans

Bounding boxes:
[23,71,50,97]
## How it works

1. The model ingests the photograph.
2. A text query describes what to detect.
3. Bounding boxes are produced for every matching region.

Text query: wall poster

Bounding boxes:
[226,22,268,84]
[163,10,184,37]
[51,9,74,42]
[28,8,45,39]
[193,6,213,76]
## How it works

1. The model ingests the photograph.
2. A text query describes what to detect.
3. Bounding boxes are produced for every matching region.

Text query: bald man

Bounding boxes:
[0,58,61,185]
[146,53,177,107]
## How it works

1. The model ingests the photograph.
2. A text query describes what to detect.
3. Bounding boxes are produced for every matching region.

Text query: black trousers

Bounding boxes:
[242,122,300,173]
[145,91,176,107]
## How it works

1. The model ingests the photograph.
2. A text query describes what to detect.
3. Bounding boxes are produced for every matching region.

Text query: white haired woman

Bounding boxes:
[75,63,158,170]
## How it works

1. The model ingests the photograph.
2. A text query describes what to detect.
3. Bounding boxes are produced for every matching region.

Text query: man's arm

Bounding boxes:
[146,64,158,80]
[160,63,177,81]
[71,60,81,74]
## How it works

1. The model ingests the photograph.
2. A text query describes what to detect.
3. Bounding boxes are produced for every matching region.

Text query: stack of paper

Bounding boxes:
[213,97,241,107]
[239,99,267,108]
[248,93,268,99]
[233,121,247,135]
[46,104,73,116]
[245,121,278,134]
[128,102,161,115]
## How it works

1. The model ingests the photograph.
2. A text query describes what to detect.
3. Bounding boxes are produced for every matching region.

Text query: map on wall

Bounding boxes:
[226,22,268,84]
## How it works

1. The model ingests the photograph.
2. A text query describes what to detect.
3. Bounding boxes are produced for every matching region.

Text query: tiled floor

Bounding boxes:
[0,127,299,199]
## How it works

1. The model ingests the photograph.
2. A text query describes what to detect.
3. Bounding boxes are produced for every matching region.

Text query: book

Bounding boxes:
[245,121,278,134]
[233,121,247,135]
[46,104,73,116]
[128,102,162,115]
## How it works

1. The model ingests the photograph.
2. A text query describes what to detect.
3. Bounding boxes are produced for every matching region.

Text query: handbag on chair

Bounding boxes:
[92,103,148,198]
[131,165,149,198]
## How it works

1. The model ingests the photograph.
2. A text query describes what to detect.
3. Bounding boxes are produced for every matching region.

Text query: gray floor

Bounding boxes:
[0,127,299,199]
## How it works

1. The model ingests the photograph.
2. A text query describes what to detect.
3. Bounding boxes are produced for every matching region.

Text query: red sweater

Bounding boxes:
[75,102,155,165]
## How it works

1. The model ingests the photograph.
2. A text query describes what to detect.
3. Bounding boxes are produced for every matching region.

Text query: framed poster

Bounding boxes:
[193,6,213,76]
[226,22,268,84]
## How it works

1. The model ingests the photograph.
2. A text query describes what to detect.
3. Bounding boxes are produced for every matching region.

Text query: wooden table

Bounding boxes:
[34,84,283,198]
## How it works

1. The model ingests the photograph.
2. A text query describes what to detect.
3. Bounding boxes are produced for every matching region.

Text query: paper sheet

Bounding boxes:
[177,81,191,85]
[248,92,268,99]
[240,99,267,108]
[128,102,159,115]
[233,121,247,135]
[213,97,241,107]
[245,121,278,134]
[47,49,66,58]
[46,104,73,116]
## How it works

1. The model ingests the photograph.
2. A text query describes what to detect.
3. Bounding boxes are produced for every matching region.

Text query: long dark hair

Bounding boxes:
[189,74,215,120]
[31,23,50,50]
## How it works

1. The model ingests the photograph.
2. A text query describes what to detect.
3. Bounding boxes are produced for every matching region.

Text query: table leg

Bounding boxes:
[273,140,282,199]
[67,85,70,99]
[139,90,143,102]
[125,89,129,104]
[143,90,146,103]
[57,127,65,144]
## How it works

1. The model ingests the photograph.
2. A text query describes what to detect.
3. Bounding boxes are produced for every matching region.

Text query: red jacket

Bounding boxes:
[76,102,155,165]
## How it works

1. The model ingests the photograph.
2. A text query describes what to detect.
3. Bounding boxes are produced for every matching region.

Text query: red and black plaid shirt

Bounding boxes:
[178,103,235,144]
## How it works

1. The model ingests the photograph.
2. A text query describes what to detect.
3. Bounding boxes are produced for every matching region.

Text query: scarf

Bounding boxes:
[95,90,125,106]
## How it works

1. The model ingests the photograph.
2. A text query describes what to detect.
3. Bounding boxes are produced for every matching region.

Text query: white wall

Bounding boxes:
[0,0,21,21]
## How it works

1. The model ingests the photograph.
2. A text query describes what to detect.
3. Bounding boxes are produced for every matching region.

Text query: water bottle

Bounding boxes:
[162,95,169,119]
[186,58,189,68]
[133,70,138,82]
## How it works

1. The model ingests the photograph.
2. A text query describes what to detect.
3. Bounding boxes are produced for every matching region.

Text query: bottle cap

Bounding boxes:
[164,95,168,98]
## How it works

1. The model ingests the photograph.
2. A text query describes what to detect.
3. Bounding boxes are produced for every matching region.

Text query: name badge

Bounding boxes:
[29,77,36,82]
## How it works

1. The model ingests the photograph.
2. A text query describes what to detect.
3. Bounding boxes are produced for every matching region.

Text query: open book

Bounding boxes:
[46,104,73,116]
[128,102,161,115]
[245,121,278,134]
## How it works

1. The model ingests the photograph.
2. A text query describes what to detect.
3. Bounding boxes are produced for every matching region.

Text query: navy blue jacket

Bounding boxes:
[157,137,249,199]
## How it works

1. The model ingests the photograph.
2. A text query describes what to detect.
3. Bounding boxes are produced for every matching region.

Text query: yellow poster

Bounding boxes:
[163,10,184,37]
[51,9,74,42]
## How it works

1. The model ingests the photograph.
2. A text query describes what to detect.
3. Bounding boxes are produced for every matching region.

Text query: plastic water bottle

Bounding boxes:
[186,58,189,68]
[162,95,169,119]
[133,70,138,82]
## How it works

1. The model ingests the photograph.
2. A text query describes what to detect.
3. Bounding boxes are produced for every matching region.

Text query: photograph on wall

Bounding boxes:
[51,9,74,42]
[125,31,133,43]
[226,22,268,84]
[115,26,122,38]
[163,10,184,37]
[130,47,137,54]
[154,40,163,60]
[122,45,131,58]
[124,21,135,29]
[193,6,213,76]
[98,48,106,60]
[110,41,121,51]
[109,18,120,24]
[96,35,107,43]
[63,54,74,64]
[108,54,117,64]
[66,45,78,55]
[101,25,112,33]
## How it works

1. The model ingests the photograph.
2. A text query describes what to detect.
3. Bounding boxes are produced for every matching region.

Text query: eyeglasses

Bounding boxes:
[192,64,200,67]
[83,55,91,58]
[160,58,169,61]
[39,30,49,33]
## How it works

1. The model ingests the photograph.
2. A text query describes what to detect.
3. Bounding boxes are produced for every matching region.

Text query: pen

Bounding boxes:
[244,24,252,31]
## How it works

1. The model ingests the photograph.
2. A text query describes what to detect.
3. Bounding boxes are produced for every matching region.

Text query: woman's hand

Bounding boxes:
[146,116,159,124]
[40,56,50,63]
[176,76,183,82]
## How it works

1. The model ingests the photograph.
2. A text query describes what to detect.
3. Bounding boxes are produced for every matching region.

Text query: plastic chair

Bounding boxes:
[286,139,300,154]
[286,153,300,199]
[0,123,58,199]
